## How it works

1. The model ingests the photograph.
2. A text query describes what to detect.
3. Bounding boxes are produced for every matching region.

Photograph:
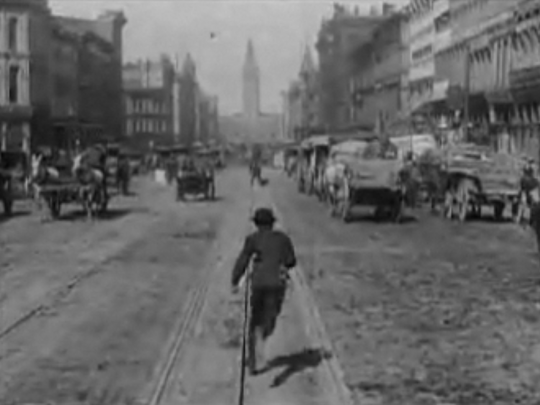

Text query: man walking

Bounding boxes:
[231,207,297,375]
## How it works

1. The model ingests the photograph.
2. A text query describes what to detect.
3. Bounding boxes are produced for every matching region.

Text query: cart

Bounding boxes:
[176,150,215,201]
[329,139,411,223]
[0,151,30,216]
[438,146,522,221]
[36,179,109,220]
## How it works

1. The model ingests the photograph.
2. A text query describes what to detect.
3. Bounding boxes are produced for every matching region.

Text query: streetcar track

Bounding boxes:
[144,263,212,405]
[0,214,166,342]
[144,175,254,405]
[0,255,116,341]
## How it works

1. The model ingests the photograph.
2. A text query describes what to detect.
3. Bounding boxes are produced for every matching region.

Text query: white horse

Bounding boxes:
[322,158,348,214]
[72,148,108,219]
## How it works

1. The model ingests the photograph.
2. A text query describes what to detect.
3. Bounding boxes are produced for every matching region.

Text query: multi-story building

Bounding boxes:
[179,53,198,147]
[55,10,127,142]
[123,56,176,148]
[284,80,303,141]
[49,21,80,149]
[298,46,320,138]
[350,8,406,130]
[507,0,540,158]
[405,0,436,114]
[0,0,51,152]
[316,4,384,131]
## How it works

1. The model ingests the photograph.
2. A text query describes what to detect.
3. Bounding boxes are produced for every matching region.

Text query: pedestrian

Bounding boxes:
[231,207,297,375]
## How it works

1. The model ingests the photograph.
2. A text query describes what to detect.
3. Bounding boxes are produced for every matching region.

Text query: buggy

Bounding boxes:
[176,148,216,201]
[328,138,417,223]
[0,151,29,216]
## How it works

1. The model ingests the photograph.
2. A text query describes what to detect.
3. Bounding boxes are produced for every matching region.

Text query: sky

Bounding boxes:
[50,0,406,115]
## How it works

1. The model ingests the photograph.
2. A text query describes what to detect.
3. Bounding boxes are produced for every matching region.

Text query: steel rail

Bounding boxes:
[147,168,255,405]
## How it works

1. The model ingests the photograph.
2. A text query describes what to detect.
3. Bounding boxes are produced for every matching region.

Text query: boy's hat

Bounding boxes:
[252,207,275,225]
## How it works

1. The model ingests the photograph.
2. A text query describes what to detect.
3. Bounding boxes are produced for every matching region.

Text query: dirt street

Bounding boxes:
[270,169,540,405]
[1,168,344,405]
[0,172,231,404]
[5,166,535,405]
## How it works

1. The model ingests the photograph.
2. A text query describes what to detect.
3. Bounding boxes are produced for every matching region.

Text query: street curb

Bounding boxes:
[268,193,355,405]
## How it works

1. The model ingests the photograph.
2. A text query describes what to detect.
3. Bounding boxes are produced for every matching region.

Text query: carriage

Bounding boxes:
[326,137,416,223]
[0,151,30,216]
[31,147,114,220]
[297,136,331,196]
[176,147,216,201]
[421,144,523,221]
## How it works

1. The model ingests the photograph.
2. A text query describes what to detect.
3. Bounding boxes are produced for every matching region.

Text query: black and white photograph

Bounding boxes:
[1,0,540,404]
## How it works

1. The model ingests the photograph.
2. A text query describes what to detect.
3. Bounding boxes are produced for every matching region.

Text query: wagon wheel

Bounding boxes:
[99,191,109,214]
[391,190,405,223]
[471,203,482,219]
[456,178,473,222]
[209,178,216,200]
[340,177,351,222]
[493,201,505,221]
[48,194,61,219]
[443,188,454,219]
[2,197,13,216]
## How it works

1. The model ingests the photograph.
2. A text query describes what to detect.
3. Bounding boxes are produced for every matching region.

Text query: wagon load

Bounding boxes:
[346,158,404,190]
[390,134,437,160]
[326,139,411,222]
[435,144,522,220]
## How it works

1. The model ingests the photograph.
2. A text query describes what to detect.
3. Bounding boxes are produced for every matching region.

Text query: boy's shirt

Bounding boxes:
[232,229,296,288]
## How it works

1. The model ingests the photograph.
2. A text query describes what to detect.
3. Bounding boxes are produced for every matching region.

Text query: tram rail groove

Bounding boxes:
[0,261,109,341]
[0,214,166,342]
[269,196,355,405]
[140,228,237,405]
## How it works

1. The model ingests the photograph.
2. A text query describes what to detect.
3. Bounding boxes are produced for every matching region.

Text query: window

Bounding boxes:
[8,17,18,52]
[8,65,19,103]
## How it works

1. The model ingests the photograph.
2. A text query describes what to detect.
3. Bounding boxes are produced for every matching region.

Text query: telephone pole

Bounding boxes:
[463,42,471,142]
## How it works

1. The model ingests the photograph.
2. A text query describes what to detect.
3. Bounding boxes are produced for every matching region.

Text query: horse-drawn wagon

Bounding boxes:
[423,145,522,221]
[0,151,30,216]
[176,147,216,201]
[31,146,113,220]
[325,138,416,223]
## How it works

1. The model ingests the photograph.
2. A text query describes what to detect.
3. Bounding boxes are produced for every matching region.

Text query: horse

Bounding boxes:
[322,159,348,216]
[30,154,64,219]
[72,147,108,219]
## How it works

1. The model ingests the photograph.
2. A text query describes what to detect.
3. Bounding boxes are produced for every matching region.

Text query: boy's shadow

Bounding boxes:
[258,347,332,387]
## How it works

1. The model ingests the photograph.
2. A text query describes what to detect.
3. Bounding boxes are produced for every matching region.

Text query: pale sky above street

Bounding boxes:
[50,0,406,115]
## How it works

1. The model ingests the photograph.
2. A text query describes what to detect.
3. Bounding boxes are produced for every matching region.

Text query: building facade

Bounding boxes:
[316,4,385,131]
[56,11,126,141]
[405,0,436,114]
[0,0,51,152]
[123,56,176,148]
[351,9,405,130]
[179,53,198,146]
[506,0,540,158]
[49,21,80,149]
[242,39,260,121]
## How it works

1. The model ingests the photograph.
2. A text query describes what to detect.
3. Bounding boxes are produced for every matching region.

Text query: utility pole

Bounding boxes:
[463,42,471,142]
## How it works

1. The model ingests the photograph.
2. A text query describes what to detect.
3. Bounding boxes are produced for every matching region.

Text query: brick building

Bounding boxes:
[56,11,127,143]
[49,21,80,150]
[316,4,384,131]
[506,0,540,158]
[0,0,51,153]
[350,8,406,130]
[405,0,437,114]
[123,56,176,149]
[179,53,198,147]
